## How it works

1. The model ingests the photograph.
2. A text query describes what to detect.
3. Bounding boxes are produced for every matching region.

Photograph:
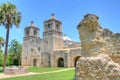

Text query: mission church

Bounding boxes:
[21,14,81,67]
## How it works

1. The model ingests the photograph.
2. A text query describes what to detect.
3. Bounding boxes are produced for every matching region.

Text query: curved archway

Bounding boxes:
[58,57,64,67]
[33,58,37,66]
[74,56,80,67]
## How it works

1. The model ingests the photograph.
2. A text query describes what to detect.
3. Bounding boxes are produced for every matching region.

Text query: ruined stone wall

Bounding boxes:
[77,14,120,62]
[75,54,120,80]
[75,14,120,80]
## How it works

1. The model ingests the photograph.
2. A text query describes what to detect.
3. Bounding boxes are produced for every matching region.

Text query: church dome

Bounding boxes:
[63,34,72,41]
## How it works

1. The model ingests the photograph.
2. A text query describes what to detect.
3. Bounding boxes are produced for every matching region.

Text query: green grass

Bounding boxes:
[1,69,74,80]
[0,67,75,80]
[29,66,65,73]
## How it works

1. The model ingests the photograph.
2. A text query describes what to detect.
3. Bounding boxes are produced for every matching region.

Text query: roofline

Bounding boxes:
[44,19,62,24]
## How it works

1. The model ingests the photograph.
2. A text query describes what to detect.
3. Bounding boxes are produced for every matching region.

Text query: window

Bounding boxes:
[47,24,50,30]
[56,24,59,31]
[34,30,37,35]
[38,47,40,51]
[47,41,48,44]
[31,49,33,52]
[25,56,27,60]
[26,30,29,35]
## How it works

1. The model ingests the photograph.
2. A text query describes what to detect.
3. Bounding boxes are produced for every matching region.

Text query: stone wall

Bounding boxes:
[45,48,81,67]
[75,54,120,80]
[77,14,120,62]
[4,66,28,75]
[75,14,120,80]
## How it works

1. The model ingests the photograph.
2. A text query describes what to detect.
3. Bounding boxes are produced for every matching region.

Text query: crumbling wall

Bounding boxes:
[77,14,120,62]
[75,54,120,80]
[75,14,120,80]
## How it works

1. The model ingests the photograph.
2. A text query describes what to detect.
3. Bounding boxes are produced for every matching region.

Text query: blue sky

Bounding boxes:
[0,0,120,44]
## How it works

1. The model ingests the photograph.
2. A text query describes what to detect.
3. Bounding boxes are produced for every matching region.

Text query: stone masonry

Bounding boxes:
[21,14,81,67]
[75,14,120,80]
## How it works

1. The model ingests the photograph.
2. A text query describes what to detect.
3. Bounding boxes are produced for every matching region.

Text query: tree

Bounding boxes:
[0,52,4,66]
[0,37,4,49]
[0,2,21,71]
[9,39,22,66]
[0,37,4,66]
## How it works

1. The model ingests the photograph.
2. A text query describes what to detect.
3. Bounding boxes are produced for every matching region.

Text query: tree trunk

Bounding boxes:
[3,24,10,71]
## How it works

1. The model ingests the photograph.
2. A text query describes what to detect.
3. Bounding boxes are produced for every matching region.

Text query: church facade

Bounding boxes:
[21,14,81,67]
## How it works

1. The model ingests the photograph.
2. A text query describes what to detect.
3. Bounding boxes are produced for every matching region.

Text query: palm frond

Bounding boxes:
[0,2,22,28]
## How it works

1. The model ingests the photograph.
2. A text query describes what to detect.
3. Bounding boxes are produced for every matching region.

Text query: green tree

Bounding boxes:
[0,51,4,66]
[0,2,21,71]
[0,37,4,66]
[0,37,4,49]
[9,39,22,66]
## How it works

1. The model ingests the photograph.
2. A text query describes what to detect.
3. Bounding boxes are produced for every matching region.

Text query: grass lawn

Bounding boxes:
[0,67,75,80]
[29,66,65,73]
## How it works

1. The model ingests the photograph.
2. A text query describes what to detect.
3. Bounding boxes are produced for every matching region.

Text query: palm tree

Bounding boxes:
[0,37,4,49]
[0,2,21,71]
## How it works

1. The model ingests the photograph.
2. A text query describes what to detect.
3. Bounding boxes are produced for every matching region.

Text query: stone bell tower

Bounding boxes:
[22,21,41,66]
[43,14,63,52]
[24,21,40,40]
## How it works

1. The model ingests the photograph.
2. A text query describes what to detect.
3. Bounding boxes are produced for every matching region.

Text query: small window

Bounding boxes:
[47,41,48,44]
[25,56,27,60]
[31,49,33,52]
[56,24,59,31]
[38,47,40,51]
[26,30,29,35]
[34,30,37,35]
[47,24,50,30]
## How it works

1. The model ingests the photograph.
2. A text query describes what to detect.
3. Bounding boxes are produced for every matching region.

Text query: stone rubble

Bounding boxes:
[75,54,120,80]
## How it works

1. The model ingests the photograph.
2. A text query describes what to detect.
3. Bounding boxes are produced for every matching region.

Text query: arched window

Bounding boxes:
[56,24,59,31]
[34,30,37,35]
[47,24,50,30]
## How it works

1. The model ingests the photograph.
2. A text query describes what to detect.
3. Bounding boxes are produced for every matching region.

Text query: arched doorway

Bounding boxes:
[33,58,37,66]
[74,56,80,67]
[58,57,64,67]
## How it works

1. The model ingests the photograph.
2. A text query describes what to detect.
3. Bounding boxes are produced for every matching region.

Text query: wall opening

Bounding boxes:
[58,57,64,67]
[33,58,37,66]
[47,24,51,30]
[74,56,80,67]
[34,30,37,36]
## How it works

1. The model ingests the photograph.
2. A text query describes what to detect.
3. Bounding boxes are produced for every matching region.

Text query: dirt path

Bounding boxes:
[0,68,74,79]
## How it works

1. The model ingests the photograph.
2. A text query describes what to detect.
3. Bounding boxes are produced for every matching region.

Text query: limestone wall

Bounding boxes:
[75,14,120,80]
[41,52,49,67]
[75,54,120,80]
[37,48,82,67]
[69,48,81,67]
[77,14,120,62]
